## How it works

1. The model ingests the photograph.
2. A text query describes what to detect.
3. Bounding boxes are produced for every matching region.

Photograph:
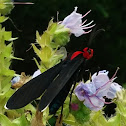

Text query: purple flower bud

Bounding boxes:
[70,103,79,111]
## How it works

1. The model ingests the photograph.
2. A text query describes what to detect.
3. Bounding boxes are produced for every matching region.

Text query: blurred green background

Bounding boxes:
[3,0,126,85]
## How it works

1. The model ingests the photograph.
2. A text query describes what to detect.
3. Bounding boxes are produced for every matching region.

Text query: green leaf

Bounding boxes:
[0,114,18,126]
[0,3,6,9]
[32,43,42,60]
[0,68,15,76]
[41,46,52,66]
[0,78,12,93]
[49,54,63,68]
[108,113,121,126]
[10,56,24,60]
[47,19,57,34]
[36,31,41,44]
[53,31,70,46]
[63,114,76,126]
[8,37,18,41]
[0,16,8,23]
[12,114,30,126]
[89,111,110,126]
[0,0,14,15]
[40,32,51,48]
[4,31,12,40]
[5,110,21,120]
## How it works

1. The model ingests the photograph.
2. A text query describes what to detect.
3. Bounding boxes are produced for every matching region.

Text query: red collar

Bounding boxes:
[70,47,93,60]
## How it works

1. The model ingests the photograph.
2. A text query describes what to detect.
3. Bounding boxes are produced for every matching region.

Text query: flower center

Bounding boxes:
[80,90,85,95]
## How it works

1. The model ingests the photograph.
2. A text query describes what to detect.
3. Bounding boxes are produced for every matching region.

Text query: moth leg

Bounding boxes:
[55,105,63,126]
[69,69,81,111]
[59,104,63,123]
[69,80,76,111]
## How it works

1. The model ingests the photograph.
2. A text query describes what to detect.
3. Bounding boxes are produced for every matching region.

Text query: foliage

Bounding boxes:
[0,16,15,116]
[0,4,35,126]
[32,19,69,72]
[0,0,14,15]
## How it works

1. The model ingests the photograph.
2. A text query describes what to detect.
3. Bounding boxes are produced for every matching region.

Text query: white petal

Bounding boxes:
[62,7,82,27]
[84,96,104,111]
[83,82,96,96]
[74,82,85,101]
[77,95,85,101]
[110,82,122,92]
[96,82,112,97]
[90,96,104,107]
[32,69,41,78]
[11,76,20,85]
[107,82,122,99]
[70,27,84,37]
[92,70,108,80]
[106,91,116,99]
[92,71,109,89]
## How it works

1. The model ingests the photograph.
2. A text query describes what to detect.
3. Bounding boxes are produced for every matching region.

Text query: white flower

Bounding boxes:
[75,69,122,111]
[32,69,41,78]
[11,76,20,85]
[74,81,105,111]
[91,70,121,97]
[61,7,95,37]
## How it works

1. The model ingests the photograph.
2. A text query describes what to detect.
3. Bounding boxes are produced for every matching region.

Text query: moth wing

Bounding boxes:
[38,56,84,111]
[6,62,63,109]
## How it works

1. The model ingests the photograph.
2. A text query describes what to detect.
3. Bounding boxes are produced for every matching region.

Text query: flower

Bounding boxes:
[11,76,20,85]
[61,7,95,37]
[32,69,41,78]
[74,69,122,111]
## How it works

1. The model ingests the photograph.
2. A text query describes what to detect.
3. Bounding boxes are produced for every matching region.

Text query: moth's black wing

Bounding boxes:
[6,62,63,109]
[38,56,84,111]
[49,62,81,114]
[49,77,74,114]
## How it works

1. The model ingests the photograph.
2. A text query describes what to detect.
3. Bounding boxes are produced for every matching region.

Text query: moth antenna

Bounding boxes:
[88,26,105,46]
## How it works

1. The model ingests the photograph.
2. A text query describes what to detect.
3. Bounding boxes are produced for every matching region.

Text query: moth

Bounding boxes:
[6,47,93,114]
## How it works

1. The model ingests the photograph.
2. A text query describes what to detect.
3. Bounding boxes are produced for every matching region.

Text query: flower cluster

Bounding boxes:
[75,70,122,111]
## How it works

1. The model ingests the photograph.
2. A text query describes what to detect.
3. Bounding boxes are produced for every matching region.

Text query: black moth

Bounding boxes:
[6,47,93,114]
